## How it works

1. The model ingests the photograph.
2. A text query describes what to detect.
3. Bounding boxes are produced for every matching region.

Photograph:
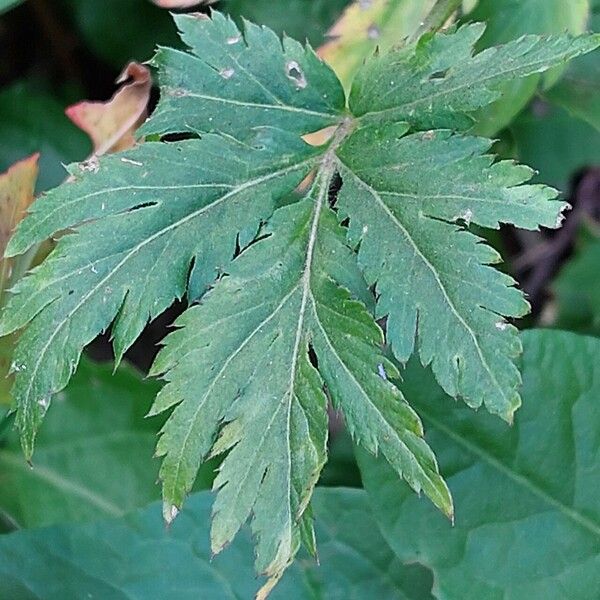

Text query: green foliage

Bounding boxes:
[0,82,90,193]
[0,488,435,599]
[546,45,600,132]
[509,4,600,192]
[58,0,348,69]
[465,0,591,135]
[0,358,164,527]
[358,329,600,599]
[2,9,599,589]
[511,102,600,192]
[554,235,600,333]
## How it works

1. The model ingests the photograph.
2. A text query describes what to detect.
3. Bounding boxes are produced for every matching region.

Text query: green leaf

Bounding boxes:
[0,358,165,527]
[141,12,345,138]
[318,0,436,90]
[554,236,600,334]
[150,170,450,585]
[358,329,600,600]
[545,33,600,133]
[0,488,435,600]
[0,82,90,193]
[336,122,562,420]
[511,100,600,192]
[349,23,599,131]
[3,12,598,588]
[465,0,591,135]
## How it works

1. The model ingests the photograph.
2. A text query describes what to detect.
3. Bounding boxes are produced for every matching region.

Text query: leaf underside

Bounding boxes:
[2,10,598,591]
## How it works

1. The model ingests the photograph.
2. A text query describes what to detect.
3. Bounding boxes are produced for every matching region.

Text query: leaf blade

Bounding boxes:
[358,329,600,599]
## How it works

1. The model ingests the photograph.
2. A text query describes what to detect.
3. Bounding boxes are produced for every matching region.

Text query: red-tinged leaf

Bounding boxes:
[0,154,39,296]
[66,62,152,156]
[0,154,39,404]
[150,0,209,8]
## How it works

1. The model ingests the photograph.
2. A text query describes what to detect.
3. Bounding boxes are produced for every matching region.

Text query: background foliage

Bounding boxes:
[0,1,599,598]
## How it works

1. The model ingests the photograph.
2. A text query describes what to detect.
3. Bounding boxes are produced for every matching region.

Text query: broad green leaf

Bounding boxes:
[546,51,600,132]
[0,82,90,193]
[317,0,435,90]
[0,358,166,527]
[465,0,591,135]
[3,12,598,589]
[511,100,600,192]
[554,236,600,334]
[0,488,435,600]
[359,329,600,600]
[470,0,589,47]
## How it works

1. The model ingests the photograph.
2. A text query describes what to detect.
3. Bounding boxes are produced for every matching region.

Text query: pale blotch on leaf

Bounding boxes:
[219,67,235,80]
[286,61,308,89]
[367,24,380,40]
[79,156,100,174]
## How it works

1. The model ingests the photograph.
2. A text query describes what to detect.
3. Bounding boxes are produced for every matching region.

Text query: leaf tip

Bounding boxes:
[163,502,180,525]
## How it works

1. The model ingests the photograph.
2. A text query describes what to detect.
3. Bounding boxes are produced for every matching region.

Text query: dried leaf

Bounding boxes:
[66,62,152,156]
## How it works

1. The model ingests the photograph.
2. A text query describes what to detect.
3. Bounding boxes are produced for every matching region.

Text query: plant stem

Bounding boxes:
[411,0,463,41]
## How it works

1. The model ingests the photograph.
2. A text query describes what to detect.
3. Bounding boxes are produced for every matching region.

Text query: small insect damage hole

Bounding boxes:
[308,345,319,369]
[286,61,307,89]
[428,69,448,81]
[328,172,343,207]
[79,156,100,174]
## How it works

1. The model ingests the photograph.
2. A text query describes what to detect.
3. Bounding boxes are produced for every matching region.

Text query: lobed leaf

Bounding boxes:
[2,11,599,591]
[335,122,563,420]
[142,12,346,139]
[151,162,450,587]
[350,23,600,130]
